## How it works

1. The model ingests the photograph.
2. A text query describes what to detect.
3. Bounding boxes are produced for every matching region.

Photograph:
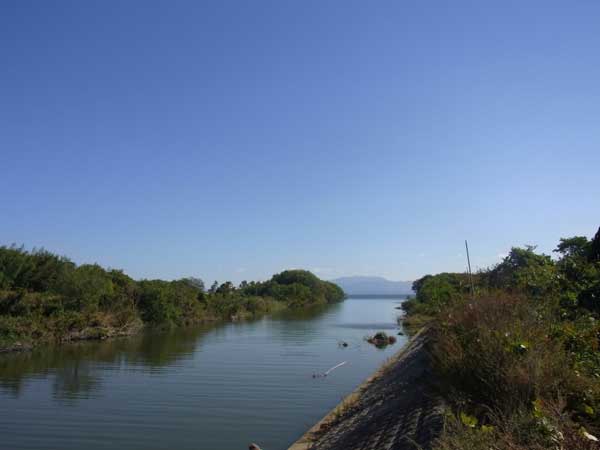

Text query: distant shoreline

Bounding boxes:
[345,294,410,299]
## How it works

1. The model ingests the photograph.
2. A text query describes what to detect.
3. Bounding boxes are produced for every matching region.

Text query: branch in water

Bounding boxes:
[313,361,347,378]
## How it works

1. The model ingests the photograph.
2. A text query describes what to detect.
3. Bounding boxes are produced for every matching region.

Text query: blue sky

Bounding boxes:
[1,1,599,283]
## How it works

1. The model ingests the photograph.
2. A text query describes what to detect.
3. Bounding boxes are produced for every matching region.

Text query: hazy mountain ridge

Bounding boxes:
[331,276,413,296]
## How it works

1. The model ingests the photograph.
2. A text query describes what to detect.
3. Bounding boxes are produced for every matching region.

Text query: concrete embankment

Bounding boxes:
[287,329,444,450]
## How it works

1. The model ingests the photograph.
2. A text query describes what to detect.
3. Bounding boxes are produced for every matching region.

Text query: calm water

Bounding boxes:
[0,298,406,450]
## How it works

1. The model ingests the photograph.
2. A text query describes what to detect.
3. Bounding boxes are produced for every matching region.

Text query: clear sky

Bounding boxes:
[1,1,599,284]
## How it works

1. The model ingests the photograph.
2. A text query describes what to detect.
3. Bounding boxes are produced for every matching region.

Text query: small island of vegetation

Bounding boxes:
[402,226,600,449]
[0,246,344,352]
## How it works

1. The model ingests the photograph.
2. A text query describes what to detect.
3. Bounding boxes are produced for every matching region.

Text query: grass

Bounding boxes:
[434,405,598,450]
[330,394,360,422]
[399,312,432,336]
[426,292,600,449]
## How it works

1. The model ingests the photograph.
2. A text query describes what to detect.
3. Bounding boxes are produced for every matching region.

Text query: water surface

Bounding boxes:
[0,297,406,450]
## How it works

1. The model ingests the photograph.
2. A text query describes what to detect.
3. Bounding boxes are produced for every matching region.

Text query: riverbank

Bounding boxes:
[287,328,444,450]
[0,299,310,354]
[0,318,146,354]
[0,246,345,353]
[303,229,600,450]
[396,229,600,449]
[0,297,402,450]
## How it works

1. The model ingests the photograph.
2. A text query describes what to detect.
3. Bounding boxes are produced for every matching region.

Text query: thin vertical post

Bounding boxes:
[465,240,475,298]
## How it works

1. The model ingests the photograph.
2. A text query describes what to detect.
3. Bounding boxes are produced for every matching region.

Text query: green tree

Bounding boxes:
[185,277,205,292]
[555,236,590,259]
[216,281,235,296]
[487,246,557,298]
[58,264,114,311]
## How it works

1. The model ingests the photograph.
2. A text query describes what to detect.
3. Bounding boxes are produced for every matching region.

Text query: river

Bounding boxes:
[0,297,406,450]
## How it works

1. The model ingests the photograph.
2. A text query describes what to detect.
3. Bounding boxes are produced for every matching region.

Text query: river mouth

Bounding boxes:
[0,298,406,450]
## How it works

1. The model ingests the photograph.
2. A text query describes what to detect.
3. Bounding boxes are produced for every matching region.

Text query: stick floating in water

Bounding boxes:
[313,361,347,378]
[325,361,347,375]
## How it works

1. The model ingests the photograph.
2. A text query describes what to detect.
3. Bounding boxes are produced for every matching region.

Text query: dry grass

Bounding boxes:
[434,402,599,450]
[431,293,578,413]
[428,293,600,449]
[330,394,360,422]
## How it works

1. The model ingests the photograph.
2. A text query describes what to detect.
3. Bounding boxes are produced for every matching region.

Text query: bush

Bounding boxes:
[366,331,397,348]
[401,228,600,447]
[0,247,346,348]
[410,273,471,315]
[434,405,598,450]
[431,293,578,413]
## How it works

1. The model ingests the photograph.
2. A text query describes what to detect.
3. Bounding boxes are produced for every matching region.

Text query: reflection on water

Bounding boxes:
[52,360,100,404]
[0,298,405,450]
[0,325,215,399]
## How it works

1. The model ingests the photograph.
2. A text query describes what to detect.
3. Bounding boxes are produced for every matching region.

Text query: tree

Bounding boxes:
[413,273,469,309]
[185,277,205,292]
[209,281,219,294]
[412,275,433,295]
[554,236,590,258]
[488,246,556,298]
[216,281,235,296]
[590,226,600,262]
[59,264,114,310]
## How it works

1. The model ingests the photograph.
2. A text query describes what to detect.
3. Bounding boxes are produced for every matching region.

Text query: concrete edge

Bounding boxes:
[286,327,428,450]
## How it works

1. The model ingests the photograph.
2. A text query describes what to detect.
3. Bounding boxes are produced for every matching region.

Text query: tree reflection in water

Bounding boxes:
[0,306,335,402]
[0,324,214,401]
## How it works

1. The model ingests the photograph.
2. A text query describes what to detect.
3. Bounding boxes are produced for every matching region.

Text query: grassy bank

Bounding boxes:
[0,246,344,351]
[401,226,600,449]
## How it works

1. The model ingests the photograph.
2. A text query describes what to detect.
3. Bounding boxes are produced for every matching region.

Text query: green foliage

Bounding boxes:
[58,264,115,311]
[241,269,345,306]
[0,245,74,291]
[432,294,575,412]
[271,269,320,288]
[580,281,600,315]
[555,236,591,259]
[402,226,600,449]
[405,273,471,316]
[435,407,595,450]
[552,235,600,317]
[366,331,397,348]
[0,246,345,348]
[460,412,478,428]
[485,246,558,298]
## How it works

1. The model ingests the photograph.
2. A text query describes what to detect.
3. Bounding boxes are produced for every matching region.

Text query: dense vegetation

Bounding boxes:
[0,246,344,351]
[403,226,600,449]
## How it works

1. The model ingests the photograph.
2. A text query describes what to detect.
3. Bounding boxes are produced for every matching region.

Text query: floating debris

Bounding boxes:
[313,361,348,378]
[366,331,397,348]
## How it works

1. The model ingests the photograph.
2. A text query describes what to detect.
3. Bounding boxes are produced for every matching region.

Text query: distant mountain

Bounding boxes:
[331,276,413,296]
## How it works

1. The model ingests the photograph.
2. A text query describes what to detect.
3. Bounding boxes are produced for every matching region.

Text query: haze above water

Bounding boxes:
[0,298,406,450]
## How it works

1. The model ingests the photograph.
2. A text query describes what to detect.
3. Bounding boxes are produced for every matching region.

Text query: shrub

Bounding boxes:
[0,247,346,347]
[434,404,598,450]
[431,293,576,413]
